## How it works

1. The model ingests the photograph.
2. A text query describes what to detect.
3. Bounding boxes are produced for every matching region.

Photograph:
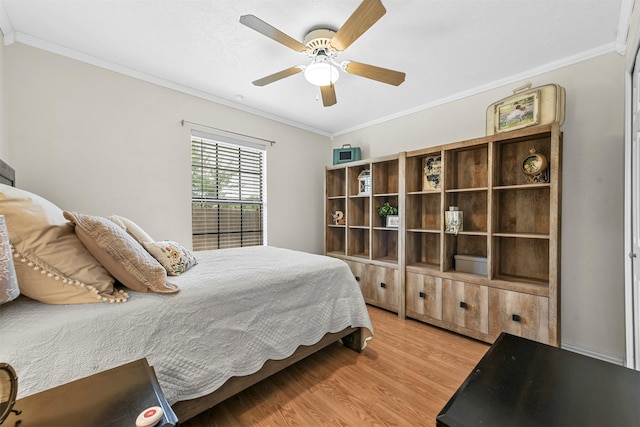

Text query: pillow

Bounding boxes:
[143,241,198,276]
[108,214,154,246]
[0,184,126,304]
[0,215,19,305]
[63,211,178,294]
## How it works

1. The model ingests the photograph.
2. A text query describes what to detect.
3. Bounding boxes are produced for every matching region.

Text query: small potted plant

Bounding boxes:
[376,201,399,228]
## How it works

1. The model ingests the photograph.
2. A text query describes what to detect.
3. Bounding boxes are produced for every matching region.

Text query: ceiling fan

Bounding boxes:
[239,0,406,107]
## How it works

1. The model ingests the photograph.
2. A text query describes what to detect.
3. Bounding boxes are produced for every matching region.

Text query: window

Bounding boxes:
[191,132,266,250]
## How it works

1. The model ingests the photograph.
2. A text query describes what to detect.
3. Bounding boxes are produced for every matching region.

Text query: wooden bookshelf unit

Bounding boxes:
[325,123,562,345]
[325,154,404,314]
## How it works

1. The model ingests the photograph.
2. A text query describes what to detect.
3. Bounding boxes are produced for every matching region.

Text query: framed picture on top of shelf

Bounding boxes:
[494,88,540,133]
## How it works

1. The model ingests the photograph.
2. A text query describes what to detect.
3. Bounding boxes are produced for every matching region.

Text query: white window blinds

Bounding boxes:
[191,133,265,250]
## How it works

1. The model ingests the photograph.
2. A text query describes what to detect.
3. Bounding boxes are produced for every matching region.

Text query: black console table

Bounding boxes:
[5,358,177,427]
[437,332,640,427]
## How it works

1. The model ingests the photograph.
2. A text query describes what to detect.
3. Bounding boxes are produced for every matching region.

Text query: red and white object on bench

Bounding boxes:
[136,406,163,427]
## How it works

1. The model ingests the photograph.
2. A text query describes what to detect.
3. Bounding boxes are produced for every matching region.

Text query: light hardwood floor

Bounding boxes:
[181,306,489,426]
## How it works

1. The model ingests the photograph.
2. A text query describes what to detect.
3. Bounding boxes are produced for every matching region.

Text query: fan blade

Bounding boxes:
[240,15,308,52]
[252,66,303,86]
[344,61,405,86]
[320,84,337,107]
[331,0,386,51]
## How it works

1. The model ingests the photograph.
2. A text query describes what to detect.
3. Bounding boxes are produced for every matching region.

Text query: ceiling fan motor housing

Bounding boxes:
[304,29,338,56]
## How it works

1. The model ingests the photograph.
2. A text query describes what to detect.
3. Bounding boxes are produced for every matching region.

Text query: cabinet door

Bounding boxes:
[442,279,489,334]
[365,265,400,311]
[489,288,549,344]
[406,272,442,320]
[344,261,399,312]
[344,260,366,293]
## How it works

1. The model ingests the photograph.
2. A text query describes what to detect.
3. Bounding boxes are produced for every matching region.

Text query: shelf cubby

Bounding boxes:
[347,227,370,259]
[326,168,346,198]
[406,231,441,269]
[405,152,442,193]
[443,234,488,272]
[493,236,550,285]
[372,229,399,263]
[445,144,488,190]
[326,198,346,225]
[347,164,371,197]
[494,134,552,186]
[494,187,550,235]
[326,227,346,256]
[348,196,370,227]
[406,193,441,231]
[445,190,488,233]
[373,194,399,228]
[372,159,399,195]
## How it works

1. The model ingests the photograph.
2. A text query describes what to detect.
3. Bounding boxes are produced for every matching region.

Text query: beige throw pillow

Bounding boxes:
[108,214,155,246]
[64,211,178,294]
[0,184,125,304]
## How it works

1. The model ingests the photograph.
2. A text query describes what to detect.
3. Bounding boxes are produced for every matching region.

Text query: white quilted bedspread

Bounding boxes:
[0,246,373,404]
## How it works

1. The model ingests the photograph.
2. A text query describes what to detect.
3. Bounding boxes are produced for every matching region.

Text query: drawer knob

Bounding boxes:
[459,301,467,309]
[380,282,386,288]
[512,314,521,322]
[419,291,425,299]
[354,276,360,282]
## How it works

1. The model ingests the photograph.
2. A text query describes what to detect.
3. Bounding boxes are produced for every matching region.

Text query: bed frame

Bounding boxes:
[173,327,363,421]
[0,157,365,423]
[0,157,15,186]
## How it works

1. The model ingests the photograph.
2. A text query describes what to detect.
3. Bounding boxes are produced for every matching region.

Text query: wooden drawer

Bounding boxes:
[405,272,442,320]
[489,288,550,344]
[345,260,399,312]
[442,279,489,334]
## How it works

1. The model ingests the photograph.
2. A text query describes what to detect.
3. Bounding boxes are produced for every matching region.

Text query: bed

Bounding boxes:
[0,159,373,422]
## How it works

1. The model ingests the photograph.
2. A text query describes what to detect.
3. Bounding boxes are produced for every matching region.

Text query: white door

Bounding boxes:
[628,47,640,369]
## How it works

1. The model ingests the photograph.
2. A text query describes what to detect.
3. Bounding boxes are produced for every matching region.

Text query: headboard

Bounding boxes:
[0,158,15,186]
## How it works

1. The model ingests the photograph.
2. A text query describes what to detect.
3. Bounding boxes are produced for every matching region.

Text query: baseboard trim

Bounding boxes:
[561,341,625,366]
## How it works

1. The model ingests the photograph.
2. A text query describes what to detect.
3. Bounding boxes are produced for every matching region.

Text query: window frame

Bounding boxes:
[191,130,267,250]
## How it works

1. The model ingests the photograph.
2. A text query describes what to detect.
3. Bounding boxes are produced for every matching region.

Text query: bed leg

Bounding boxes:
[341,328,363,353]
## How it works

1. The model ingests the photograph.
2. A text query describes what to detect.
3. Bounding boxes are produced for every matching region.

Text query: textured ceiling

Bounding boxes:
[0,0,628,136]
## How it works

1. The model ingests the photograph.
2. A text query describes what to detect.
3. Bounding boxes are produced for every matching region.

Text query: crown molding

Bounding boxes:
[10,31,333,138]
[332,42,617,137]
[3,23,620,139]
[0,0,15,45]
[616,0,635,54]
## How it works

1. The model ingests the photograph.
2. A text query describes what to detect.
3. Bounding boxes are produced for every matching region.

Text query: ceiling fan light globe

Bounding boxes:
[304,63,340,86]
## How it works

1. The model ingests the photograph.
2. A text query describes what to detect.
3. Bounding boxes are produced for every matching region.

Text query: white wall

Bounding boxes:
[5,43,331,254]
[0,31,9,160]
[333,53,627,362]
